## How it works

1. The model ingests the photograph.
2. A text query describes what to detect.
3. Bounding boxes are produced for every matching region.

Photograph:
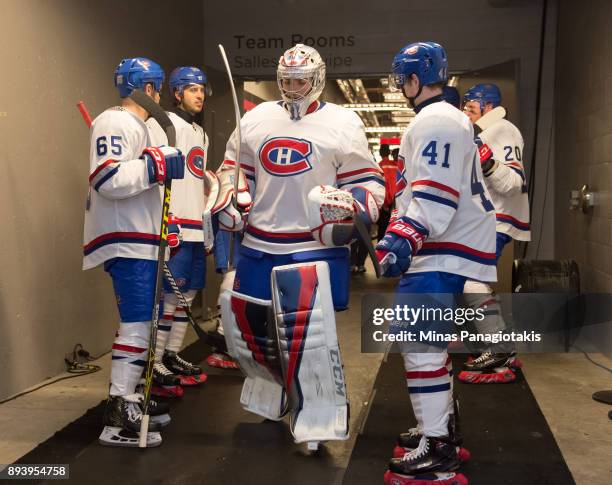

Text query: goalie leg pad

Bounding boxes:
[220,289,288,420]
[271,261,349,444]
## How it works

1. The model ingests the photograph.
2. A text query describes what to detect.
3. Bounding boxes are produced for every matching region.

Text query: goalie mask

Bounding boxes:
[277,44,326,121]
[307,185,355,247]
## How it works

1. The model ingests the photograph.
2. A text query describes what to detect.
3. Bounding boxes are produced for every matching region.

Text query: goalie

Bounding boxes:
[218,44,384,449]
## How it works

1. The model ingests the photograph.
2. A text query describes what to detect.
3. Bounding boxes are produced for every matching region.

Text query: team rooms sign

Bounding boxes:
[231,34,356,71]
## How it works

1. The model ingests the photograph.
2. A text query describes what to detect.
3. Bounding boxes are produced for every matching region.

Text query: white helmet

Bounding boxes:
[277,44,326,120]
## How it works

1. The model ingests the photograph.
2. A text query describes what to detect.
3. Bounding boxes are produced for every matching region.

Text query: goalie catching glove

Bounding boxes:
[307,185,379,247]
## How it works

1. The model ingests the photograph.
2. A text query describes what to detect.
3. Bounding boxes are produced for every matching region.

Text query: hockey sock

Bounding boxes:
[166,290,196,353]
[155,293,178,362]
[403,351,451,437]
[110,321,150,396]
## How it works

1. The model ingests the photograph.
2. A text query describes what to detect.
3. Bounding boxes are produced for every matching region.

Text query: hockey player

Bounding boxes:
[377,143,398,242]
[219,44,385,449]
[146,66,211,396]
[376,42,496,484]
[458,83,530,384]
[82,57,185,447]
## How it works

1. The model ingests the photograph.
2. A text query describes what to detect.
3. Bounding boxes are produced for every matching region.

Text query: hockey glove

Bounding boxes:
[143,146,185,185]
[167,213,182,250]
[375,217,428,277]
[475,137,498,176]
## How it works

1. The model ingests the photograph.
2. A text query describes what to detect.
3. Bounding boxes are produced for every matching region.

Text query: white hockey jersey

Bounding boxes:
[222,101,385,254]
[396,100,497,282]
[82,107,161,270]
[479,116,531,241]
[147,111,208,242]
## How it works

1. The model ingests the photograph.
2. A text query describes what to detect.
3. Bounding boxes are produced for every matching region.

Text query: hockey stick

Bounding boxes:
[77,101,93,127]
[76,100,217,350]
[218,44,242,270]
[353,217,383,278]
[473,106,506,136]
[76,101,94,211]
[128,89,176,448]
[162,265,228,353]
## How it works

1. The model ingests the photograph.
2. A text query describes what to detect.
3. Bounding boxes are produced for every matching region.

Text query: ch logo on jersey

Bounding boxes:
[258,137,313,177]
[187,147,205,179]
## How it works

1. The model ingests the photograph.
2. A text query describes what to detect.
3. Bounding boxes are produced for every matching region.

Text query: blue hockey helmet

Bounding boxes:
[442,85,460,109]
[114,57,164,98]
[169,66,212,97]
[390,41,448,90]
[463,83,502,111]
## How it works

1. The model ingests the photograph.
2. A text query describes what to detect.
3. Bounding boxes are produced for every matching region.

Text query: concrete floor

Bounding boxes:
[1,268,611,484]
[521,352,612,485]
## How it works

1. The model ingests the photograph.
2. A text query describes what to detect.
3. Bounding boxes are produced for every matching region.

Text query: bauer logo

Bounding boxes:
[187,147,205,178]
[406,45,419,55]
[258,137,313,177]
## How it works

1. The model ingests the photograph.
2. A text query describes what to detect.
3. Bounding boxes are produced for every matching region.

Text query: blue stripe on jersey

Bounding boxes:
[84,235,159,256]
[508,166,525,181]
[181,222,202,231]
[412,191,458,210]
[94,166,119,192]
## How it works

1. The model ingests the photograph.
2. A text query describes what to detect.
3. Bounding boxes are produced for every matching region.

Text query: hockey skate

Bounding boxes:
[458,352,518,384]
[151,362,184,397]
[99,395,162,447]
[131,392,171,427]
[205,351,239,370]
[163,350,208,386]
[393,412,470,462]
[384,436,467,485]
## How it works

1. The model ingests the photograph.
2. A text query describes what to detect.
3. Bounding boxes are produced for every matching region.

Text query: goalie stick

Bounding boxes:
[218,44,242,270]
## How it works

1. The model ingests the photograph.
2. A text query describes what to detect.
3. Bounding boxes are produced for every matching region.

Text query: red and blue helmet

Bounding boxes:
[169,66,211,97]
[463,83,502,111]
[114,57,164,98]
[390,42,448,90]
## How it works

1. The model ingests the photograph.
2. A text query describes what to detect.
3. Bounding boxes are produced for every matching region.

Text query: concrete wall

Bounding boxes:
[0,0,203,400]
[555,0,612,354]
[555,0,612,292]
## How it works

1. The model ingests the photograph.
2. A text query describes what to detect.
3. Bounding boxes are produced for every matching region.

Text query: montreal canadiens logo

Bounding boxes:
[258,137,313,177]
[187,147,205,178]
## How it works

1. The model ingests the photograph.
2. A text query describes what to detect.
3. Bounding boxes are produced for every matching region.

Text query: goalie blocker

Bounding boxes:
[221,261,349,447]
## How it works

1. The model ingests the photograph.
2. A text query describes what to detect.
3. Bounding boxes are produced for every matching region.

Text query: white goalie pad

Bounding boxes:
[307,185,355,247]
[220,289,288,421]
[271,261,349,444]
